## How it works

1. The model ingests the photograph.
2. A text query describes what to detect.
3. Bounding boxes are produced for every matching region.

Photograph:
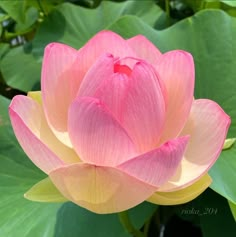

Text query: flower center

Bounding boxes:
[114,64,132,76]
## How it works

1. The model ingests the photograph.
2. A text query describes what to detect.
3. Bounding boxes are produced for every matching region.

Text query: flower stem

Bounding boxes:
[118,211,145,237]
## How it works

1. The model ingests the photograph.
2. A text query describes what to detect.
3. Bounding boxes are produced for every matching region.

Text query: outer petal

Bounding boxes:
[42,43,78,147]
[78,30,136,65]
[27,91,80,163]
[49,163,157,214]
[9,95,64,173]
[157,50,195,144]
[148,174,212,205]
[127,35,162,65]
[120,61,166,152]
[68,97,137,166]
[118,136,189,187]
[159,99,231,191]
[9,95,79,174]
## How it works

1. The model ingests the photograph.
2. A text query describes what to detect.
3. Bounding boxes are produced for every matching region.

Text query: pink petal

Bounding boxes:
[159,99,231,191]
[93,72,130,122]
[78,30,136,63]
[77,53,115,97]
[9,95,66,174]
[121,61,166,152]
[157,50,195,144]
[74,31,137,94]
[118,136,189,187]
[42,43,79,147]
[87,60,166,152]
[68,97,137,166]
[49,163,157,214]
[127,35,162,65]
[42,31,137,147]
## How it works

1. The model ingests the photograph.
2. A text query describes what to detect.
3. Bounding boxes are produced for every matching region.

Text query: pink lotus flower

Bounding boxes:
[9,31,230,214]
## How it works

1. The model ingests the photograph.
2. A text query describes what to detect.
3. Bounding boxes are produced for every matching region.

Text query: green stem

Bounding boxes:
[143,216,151,236]
[118,211,145,237]
[165,0,170,26]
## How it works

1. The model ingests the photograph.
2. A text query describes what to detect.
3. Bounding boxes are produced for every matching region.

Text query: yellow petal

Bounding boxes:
[223,138,236,150]
[228,200,236,221]
[24,177,67,203]
[27,91,42,104]
[147,174,212,205]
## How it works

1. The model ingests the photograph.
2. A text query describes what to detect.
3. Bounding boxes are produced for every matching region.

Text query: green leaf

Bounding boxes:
[54,202,156,237]
[128,202,157,230]
[0,43,10,59]
[0,95,61,237]
[32,1,164,57]
[209,145,236,204]
[198,189,236,237]
[55,202,131,237]
[1,45,41,91]
[221,0,236,7]
[177,189,236,236]
[175,189,236,235]
[15,6,39,32]
[0,0,25,23]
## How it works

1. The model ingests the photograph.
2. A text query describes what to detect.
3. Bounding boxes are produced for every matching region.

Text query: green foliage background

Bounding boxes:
[0,0,236,236]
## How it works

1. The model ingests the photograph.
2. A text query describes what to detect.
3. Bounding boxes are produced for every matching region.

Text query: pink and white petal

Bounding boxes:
[77,53,115,97]
[121,61,166,152]
[27,92,80,164]
[127,35,162,65]
[147,174,212,205]
[157,50,195,144]
[158,99,230,192]
[49,163,157,214]
[68,97,137,166]
[9,95,65,174]
[118,136,189,187]
[42,43,79,147]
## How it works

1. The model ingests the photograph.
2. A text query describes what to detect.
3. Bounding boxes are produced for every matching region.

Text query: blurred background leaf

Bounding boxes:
[55,202,156,237]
